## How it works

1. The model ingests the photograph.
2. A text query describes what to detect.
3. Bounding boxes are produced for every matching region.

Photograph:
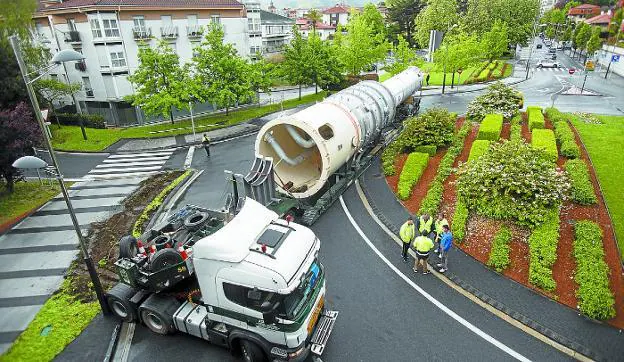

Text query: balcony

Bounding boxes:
[133,27,152,41]
[160,26,178,39]
[85,87,94,98]
[74,60,87,72]
[64,30,81,43]
[186,25,203,39]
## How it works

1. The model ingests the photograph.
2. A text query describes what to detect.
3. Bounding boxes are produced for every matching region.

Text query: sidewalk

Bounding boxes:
[419,64,526,96]
[359,158,624,361]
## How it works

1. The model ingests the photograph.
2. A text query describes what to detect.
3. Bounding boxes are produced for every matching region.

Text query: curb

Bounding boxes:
[357,173,604,362]
[419,77,527,97]
[146,170,197,231]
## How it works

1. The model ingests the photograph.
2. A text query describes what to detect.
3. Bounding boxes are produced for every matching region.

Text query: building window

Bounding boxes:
[82,76,94,97]
[211,15,221,25]
[133,16,146,30]
[187,14,198,25]
[161,15,172,25]
[250,46,260,54]
[110,52,126,68]
[103,19,120,37]
[90,19,102,38]
[67,18,77,31]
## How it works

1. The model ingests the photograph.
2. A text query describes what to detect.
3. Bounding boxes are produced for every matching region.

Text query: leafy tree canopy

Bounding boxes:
[413,0,459,48]
[385,35,419,75]
[386,0,424,45]
[334,11,389,75]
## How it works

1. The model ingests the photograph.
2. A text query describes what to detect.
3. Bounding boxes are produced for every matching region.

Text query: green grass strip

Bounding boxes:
[0,183,61,225]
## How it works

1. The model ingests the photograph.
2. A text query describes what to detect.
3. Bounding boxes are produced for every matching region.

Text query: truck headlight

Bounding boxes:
[288,345,306,359]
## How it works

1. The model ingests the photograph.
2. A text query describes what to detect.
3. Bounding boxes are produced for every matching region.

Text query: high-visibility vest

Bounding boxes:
[412,236,434,253]
[399,222,415,244]
[202,135,211,144]
[435,218,449,234]
[419,216,433,234]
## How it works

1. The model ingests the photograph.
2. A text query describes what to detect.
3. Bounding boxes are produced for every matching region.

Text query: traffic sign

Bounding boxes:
[569,68,576,75]
[612,55,620,63]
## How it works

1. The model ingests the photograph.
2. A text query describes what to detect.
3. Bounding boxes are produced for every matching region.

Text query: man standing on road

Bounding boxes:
[436,225,453,273]
[412,235,434,274]
[433,213,449,254]
[202,133,211,157]
[399,217,416,263]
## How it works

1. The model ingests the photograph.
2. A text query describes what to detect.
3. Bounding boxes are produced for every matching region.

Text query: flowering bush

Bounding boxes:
[466,82,522,121]
[456,141,569,227]
[396,107,456,152]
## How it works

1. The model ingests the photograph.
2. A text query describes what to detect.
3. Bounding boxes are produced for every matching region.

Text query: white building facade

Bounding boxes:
[259,10,294,55]
[34,0,251,126]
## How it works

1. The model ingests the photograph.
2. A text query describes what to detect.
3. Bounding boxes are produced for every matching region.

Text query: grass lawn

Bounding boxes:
[51,91,328,152]
[570,114,624,259]
[0,182,60,226]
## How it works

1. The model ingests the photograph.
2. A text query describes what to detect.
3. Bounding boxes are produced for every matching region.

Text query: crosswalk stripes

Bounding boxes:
[535,67,568,72]
[83,149,175,180]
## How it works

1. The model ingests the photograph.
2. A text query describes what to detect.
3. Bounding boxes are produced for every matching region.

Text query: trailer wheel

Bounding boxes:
[118,236,138,259]
[138,294,180,335]
[150,248,183,272]
[184,212,209,231]
[106,283,138,322]
[151,235,172,249]
[240,340,267,362]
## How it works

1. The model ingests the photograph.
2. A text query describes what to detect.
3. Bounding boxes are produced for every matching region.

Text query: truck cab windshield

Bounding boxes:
[280,261,322,320]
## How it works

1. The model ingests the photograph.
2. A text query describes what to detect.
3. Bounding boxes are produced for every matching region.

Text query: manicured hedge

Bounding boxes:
[397,152,429,200]
[528,208,560,291]
[477,114,503,141]
[510,113,522,142]
[528,106,545,131]
[487,226,512,272]
[546,108,581,159]
[531,129,558,162]
[452,198,469,242]
[56,112,106,129]
[565,159,597,205]
[468,140,491,162]
[418,122,472,216]
[573,221,616,320]
[413,144,437,156]
[382,142,401,176]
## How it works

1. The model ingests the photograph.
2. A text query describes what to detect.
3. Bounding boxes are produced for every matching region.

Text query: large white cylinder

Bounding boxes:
[255,67,422,199]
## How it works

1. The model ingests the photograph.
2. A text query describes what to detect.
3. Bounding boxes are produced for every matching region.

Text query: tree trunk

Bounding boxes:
[4,174,14,193]
[169,108,175,125]
[50,102,61,129]
[315,80,318,94]
[226,106,229,116]
[451,72,455,89]
[299,84,302,100]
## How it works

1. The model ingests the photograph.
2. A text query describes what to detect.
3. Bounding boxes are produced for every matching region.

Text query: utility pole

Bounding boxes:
[441,23,457,95]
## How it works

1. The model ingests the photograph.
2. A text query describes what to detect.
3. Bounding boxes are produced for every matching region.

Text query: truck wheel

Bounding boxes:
[119,236,138,259]
[184,212,209,231]
[240,340,267,362]
[139,294,180,335]
[151,235,172,249]
[106,283,138,322]
[150,248,183,272]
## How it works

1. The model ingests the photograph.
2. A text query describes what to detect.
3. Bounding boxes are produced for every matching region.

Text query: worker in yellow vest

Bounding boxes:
[412,235,434,274]
[419,214,434,239]
[433,213,449,255]
[399,217,416,263]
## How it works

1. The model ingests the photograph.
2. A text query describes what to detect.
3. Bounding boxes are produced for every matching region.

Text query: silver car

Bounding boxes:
[537,60,560,68]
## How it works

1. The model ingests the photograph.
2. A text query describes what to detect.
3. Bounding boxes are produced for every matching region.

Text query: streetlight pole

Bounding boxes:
[441,23,457,95]
[9,35,110,314]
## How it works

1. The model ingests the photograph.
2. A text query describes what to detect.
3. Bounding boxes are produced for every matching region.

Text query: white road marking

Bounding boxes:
[339,196,532,362]
[82,171,159,180]
[96,160,166,168]
[108,151,173,159]
[184,145,196,169]
[102,156,170,163]
[88,165,162,174]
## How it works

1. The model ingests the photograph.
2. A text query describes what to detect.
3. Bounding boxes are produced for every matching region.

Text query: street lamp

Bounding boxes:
[9,35,110,315]
[441,23,458,95]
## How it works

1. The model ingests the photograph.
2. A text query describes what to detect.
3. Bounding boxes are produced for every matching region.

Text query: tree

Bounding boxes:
[481,20,509,61]
[193,24,254,116]
[385,35,417,75]
[307,32,343,93]
[562,0,581,13]
[33,79,81,128]
[0,102,41,193]
[586,26,603,59]
[361,3,387,41]
[462,0,540,46]
[386,0,424,46]
[306,9,323,33]
[334,11,389,75]
[413,0,459,48]
[248,56,273,101]
[573,22,591,59]
[434,32,481,88]
[608,8,623,39]
[127,40,192,124]
[282,27,313,100]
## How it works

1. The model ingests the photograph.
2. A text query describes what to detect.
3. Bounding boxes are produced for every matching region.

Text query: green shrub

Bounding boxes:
[466,82,523,121]
[395,108,455,152]
[547,108,581,159]
[528,208,560,291]
[56,112,106,129]
[528,107,545,131]
[531,129,558,162]
[382,142,401,176]
[452,197,469,242]
[573,221,616,320]
[477,114,503,141]
[510,113,522,142]
[468,140,491,162]
[397,152,429,200]
[565,159,597,205]
[413,144,437,156]
[487,226,512,272]
[418,122,472,216]
[457,141,569,227]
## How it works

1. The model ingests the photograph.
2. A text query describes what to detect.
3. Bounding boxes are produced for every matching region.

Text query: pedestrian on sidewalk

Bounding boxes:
[436,224,453,273]
[433,213,449,254]
[202,133,211,157]
[399,216,416,263]
[412,235,434,274]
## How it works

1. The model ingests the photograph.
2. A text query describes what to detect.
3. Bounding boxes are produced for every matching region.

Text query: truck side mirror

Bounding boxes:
[261,301,280,325]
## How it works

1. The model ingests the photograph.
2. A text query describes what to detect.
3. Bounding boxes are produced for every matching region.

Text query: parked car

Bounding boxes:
[550,54,557,60]
[545,40,552,46]
[537,44,543,49]
[548,48,556,54]
[537,60,560,68]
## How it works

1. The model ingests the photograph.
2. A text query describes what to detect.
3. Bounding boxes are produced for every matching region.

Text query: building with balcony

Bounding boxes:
[33,0,251,126]
[296,19,336,41]
[567,4,601,23]
[259,10,294,55]
[322,4,354,27]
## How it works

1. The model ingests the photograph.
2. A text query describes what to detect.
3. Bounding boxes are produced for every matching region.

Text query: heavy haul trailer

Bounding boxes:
[108,199,337,362]
[228,67,423,225]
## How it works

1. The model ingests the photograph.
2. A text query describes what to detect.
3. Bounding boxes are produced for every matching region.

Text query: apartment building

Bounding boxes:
[33,0,250,126]
[322,4,353,27]
[259,10,293,54]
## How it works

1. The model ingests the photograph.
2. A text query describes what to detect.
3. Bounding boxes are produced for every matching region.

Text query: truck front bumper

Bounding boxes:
[310,310,339,355]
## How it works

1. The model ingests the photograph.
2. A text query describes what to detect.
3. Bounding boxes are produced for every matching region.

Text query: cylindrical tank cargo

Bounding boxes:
[255,67,422,199]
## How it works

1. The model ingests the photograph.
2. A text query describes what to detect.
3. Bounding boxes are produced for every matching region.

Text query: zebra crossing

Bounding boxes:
[535,66,569,72]
[84,149,175,180]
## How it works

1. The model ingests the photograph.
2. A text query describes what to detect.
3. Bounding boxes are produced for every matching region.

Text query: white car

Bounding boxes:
[537,60,560,68]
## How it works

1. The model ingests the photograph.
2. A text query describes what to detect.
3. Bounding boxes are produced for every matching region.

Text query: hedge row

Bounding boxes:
[413,144,437,156]
[531,129,558,162]
[527,106,545,131]
[528,208,560,291]
[397,152,429,200]
[510,113,523,142]
[487,226,512,272]
[546,108,581,159]
[418,122,472,216]
[565,159,597,205]
[452,197,469,242]
[477,114,503,141]
[573,221,616,320]
[382,142,402,176]
[55,112,106,129]
[468,140,491,162]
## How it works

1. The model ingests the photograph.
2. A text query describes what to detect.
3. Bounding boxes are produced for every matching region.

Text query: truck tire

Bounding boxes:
[151,235,172,250]
[139,294,180,335]
[150,248,183,272]
[106,283,138,322]
[184,212,209,231]
[240,340,267,362]
[119,236,138,259]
